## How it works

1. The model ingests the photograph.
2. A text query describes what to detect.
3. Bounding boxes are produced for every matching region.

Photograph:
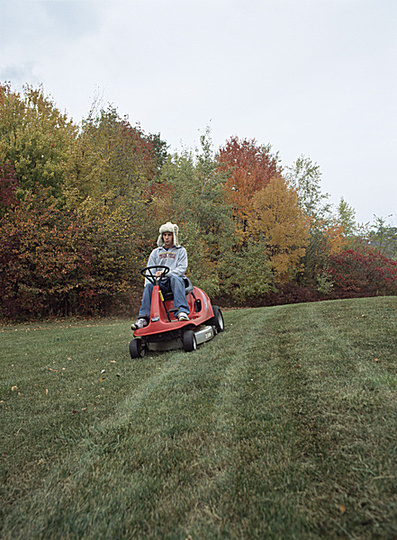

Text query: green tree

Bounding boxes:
[146,131,169,179]
[369,215,397,259]
[156,130,231,295]
[218,239,275,305]
[336,197,357,237]
[286,155,332,228]
[286,157,352,290]
[0,161,19,217]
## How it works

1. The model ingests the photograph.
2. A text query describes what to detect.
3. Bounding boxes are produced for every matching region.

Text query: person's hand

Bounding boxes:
[155,270,164,277]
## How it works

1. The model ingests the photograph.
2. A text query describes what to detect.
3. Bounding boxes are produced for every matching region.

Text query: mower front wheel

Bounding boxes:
[182,329,197,352]
[129,339,147,359]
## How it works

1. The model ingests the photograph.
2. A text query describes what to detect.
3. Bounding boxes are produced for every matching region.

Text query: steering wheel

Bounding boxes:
[140,265,170,285]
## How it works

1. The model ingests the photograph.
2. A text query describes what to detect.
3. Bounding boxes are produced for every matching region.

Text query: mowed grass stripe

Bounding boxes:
[1,298,396,539]
[259,300,397,537]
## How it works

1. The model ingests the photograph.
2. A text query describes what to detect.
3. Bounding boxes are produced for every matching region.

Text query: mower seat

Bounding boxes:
[163,277,194,301]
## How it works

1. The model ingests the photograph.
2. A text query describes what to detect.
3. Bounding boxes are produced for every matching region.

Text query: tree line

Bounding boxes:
[1,83,396,320]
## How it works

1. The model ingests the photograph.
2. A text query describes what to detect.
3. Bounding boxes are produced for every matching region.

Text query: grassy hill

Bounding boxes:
[1,297,396,539]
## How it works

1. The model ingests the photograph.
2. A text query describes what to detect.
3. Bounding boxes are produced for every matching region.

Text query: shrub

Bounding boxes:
[329,249,397,297]
[260,282,322,307]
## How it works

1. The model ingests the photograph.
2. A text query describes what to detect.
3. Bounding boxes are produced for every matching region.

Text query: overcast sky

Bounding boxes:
[1,0,396,225]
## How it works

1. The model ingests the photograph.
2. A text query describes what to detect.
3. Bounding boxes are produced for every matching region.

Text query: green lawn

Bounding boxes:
[1,297,396,539]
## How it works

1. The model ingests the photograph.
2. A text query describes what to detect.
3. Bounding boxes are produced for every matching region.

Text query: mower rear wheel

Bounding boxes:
[129,339,147,359]
[182,329,197,352]
[209,306,225,333]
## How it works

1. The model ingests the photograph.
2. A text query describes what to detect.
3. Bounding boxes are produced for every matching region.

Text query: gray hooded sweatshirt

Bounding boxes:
[144,245,188,286]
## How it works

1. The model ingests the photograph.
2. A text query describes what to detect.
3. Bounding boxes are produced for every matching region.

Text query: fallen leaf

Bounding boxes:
[11,386,18,391]
[45,389,49,395]
[339,504,346,514]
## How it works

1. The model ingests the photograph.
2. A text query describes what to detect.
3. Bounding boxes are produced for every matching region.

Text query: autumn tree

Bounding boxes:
[249,176,311,281]
[218,137,281,239]
[65,106,158,212]
[0,189,139,319]
[0,85,166,318]
[63,105,170,279]
[0,83,77,200]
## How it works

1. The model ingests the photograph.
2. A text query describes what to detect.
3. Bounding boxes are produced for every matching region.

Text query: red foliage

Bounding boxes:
[218,137,280,220]
[329,249,397,297]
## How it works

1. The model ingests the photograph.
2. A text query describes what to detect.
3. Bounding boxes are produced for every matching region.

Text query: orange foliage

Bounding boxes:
[249,176,311,281]
[218,137,280,226]
[323,223,346,255]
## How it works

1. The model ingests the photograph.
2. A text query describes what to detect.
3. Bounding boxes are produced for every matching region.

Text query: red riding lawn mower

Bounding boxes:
[129,266,224,358]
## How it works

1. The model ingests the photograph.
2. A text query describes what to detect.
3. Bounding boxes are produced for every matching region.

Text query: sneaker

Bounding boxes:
[177,312,189,321]
[131,317,148,330]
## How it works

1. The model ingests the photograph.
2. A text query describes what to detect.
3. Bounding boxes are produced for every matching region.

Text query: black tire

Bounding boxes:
[182,329,197,352]
[209,306,225,333]
[129,339,147,359]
